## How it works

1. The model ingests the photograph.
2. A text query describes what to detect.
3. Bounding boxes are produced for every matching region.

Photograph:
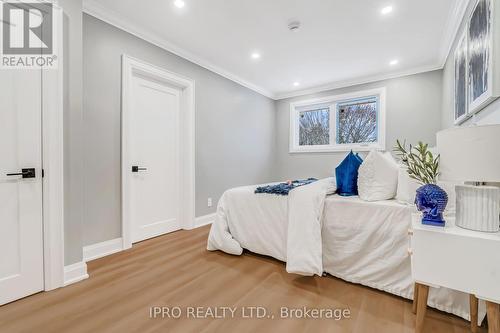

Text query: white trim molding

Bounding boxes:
[275,64,441,100]
[439,0,472,67]
[42,5,65,291]
[121,55,196,250]
[63,262,89,286]
[83,238,124,262]
[83,0,470,101]
[289,87,387,153]
[192,213,216,229]
[82,0,273,99]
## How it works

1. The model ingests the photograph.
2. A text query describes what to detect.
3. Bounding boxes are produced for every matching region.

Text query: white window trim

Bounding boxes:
[289,87,386,153]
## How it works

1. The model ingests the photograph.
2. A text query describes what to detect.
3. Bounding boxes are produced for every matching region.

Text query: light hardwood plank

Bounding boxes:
[415,283,429,333]
[0,226,486,333]
[487,302,500,333]
[471,294,479,333]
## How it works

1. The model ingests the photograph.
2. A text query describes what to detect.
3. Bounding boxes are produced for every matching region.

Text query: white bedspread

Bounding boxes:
[207,178,336,276]
[207,180,486,323]
[322,195,486,323]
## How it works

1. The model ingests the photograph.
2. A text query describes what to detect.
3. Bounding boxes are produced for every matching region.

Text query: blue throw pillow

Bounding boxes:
[335,151,363,196]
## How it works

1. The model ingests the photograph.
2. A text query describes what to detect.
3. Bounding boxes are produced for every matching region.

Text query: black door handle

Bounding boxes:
[132,166,147,173]
[6,168,36,179]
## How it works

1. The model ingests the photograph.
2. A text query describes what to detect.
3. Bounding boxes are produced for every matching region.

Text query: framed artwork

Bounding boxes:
[454,29,468,124]
[467,0,500,113]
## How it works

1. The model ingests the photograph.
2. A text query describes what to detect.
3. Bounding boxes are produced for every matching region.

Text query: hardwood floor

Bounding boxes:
[0,226,486,333]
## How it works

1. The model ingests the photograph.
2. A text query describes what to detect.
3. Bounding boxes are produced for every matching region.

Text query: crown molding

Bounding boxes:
[83,0,470,101]
[274,63,443,100]
[275,0,471,101]
[82,0,275,99]
[438,0,471,67]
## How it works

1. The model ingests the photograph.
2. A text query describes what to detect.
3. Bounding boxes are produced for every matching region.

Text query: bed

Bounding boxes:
[207,178,486,322]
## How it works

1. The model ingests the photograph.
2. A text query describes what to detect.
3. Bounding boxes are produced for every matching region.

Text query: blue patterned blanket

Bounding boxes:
[254,178,318,196]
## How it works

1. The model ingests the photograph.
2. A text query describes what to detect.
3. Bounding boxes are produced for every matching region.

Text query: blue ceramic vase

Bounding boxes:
[415,184,448,227]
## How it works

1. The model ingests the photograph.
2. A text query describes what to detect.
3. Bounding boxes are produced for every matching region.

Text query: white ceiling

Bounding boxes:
[84,0,467,99]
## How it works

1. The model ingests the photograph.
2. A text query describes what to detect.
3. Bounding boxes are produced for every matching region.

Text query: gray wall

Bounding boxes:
[61,0,84,265]
[82,14,276,246]
[275,70,443,180]
[441,0,500,128]
[81,11,444,251]
[56,0,498,264]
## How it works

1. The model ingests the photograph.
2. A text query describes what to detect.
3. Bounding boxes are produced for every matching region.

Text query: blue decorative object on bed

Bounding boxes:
[335,151,363,196]
[255,178,317,196]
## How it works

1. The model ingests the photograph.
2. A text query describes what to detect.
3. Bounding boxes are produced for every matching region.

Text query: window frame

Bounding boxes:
[289,87,386,153]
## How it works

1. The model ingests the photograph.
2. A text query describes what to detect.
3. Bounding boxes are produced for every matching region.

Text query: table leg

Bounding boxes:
[470,294,478,333]
[412,283,419,315]
[487,301,500,333]
[415,283,429,333]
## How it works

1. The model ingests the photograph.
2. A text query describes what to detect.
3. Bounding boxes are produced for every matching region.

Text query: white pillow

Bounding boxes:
[396,165,421,205]
[358,151,399,201]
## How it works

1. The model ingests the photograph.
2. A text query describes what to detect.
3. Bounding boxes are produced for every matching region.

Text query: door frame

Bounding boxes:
[121,54,195,249]
[41,4,65,291]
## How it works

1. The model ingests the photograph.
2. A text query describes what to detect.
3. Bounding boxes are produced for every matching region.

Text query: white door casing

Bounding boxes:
[0,70,44,305]
[41,3,65,291]
[122,55,195,248]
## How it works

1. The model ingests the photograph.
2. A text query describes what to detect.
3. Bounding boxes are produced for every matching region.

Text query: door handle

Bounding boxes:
[6,168,36,179]
[132,166,147,173]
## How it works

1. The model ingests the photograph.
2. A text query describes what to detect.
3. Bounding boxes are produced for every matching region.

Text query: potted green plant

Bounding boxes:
[394,140,448,226]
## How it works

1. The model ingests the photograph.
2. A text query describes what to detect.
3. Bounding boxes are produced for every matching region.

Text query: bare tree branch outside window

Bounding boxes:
[299,108,330,146]
[337,99,378,144]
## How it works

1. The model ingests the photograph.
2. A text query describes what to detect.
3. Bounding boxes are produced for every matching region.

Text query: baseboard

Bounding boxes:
[64,262,89,286]
[194,213,216,228]
[83,238,123,262]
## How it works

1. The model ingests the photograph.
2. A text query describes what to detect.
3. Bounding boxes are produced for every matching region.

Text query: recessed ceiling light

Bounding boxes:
[251,52,261,60]
[381,6,393,15]
[174,0,185,8]
[389,59,399,66]
[293,82,300,87]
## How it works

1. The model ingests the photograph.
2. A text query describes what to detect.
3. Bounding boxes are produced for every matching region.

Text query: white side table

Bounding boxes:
[409,213,500,333]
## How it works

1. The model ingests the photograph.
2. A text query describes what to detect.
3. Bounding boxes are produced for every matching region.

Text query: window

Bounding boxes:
[290,88,386,153]
[298,107,330,146]
[336,96,378,144]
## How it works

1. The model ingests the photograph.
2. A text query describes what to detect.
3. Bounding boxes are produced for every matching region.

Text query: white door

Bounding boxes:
[0,70,44,305]
[128,75,181,243]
